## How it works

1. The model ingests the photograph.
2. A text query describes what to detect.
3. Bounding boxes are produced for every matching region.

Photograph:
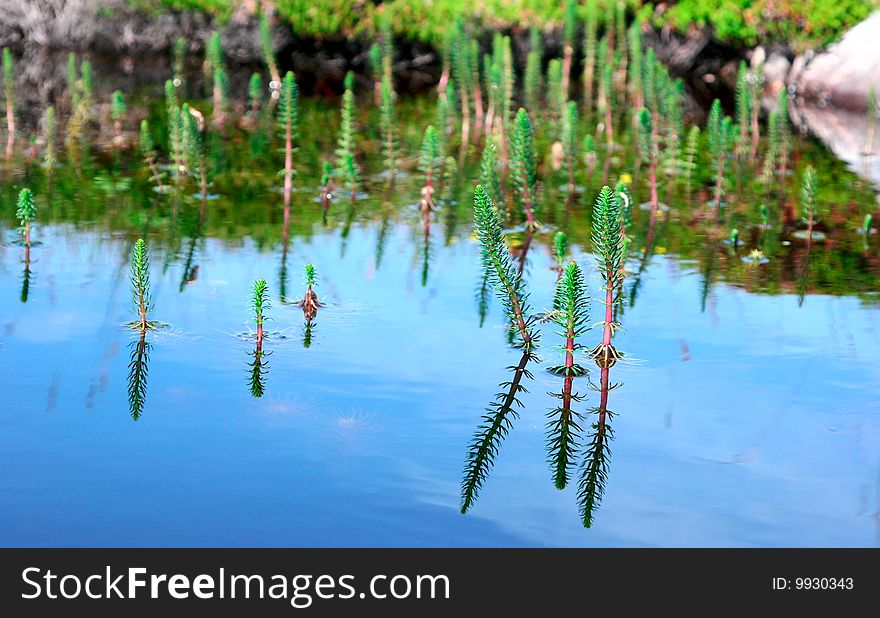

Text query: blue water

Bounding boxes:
[2,208,879,546]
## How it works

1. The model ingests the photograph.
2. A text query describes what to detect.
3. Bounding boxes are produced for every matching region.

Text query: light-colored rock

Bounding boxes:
[762,51,791,97]
[795,11,880,110]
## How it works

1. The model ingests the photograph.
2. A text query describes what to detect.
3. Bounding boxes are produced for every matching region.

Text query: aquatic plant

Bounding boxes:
[127,330,151,421]
[627,21,643,119]
[434,79,451,161]
[589,186,624,371]
[638,108,660,222]
[139,119,165,191]
[16,188,36,246]
[561,101,578,192]
[776,90,791,181]
[247,344,270,397]
[448,21,473,144]
[480,139,503,208]
[461,185,540,514]
[129,238,154,332]
[319,160,335,213]
[248,72,263,119]
[707,99,734,210]
[546,59,564,123]
[582,133,597,180]
[3,48,14,158]
[553,231,568,275]
[800,165,818,240]
[67,52,80,111]
[597,44,614,147]
[524,28,542,114]
[43,106,56,175]
[561,0,577,98]
[547,261,590,490]
[582,0,598,114]
[734,61,751,160]
[259,11,281,92]
[111,90,126,139]
[418,125,438,212]
[379,73,397,179]
[165,80,184,180]
[278,71,299,212]
[510,108,538,229]
[748,60,763,161]
[335,71,359,198]
[578,401,613,528]
[298,263,321,320]
[251,278,270,345]
[682,125,700,200]
[182,104,208,202]
[173,36,186,90]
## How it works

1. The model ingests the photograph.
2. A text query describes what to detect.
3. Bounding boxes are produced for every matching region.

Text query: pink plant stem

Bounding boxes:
[256,317,263,345]
[283,122,292,221]
[473,83,484,131]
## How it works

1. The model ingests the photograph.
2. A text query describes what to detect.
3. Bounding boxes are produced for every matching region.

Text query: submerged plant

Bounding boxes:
[277,71,299,214]
[547,262,590,490]
[510,108,539,229]
[127,330,151,421]
[3,47,15,158]
[16,188,36,246]
[461,185,540,514]
[589,186,624,371]
[335,71,359,197]
[128,239,155,331]
[251,278,270,345]
[682,125,700,200]
[139,119,165,191]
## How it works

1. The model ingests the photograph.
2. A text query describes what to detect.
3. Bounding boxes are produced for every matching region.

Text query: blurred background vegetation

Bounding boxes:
[130,1,880,50]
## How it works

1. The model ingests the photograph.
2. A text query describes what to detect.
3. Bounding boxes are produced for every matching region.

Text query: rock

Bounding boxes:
[795,11,880,111]
[762,50,791,97]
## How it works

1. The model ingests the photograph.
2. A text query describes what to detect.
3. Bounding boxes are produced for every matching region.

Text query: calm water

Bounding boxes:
[1,98,879,547]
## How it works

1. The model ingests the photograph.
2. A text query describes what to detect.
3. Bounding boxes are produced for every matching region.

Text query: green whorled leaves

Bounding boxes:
[111,90,126,123]
[181,104,205,180]
[578,409,614,527]
[800,165,818,223]
[682,125,700,196]
[247,346,269,398]
[129,238,153,330]
[43,106,56,171]
[462,185,541,514]
[139,119,155,160]
[418,125,438,182]
[553,231,568,268]
[510,108,537,225]
[524,28,542,112]
[637,107,655,164]
[549,262,590,373]
[591,186,623,284]
[248,72,263,114]
[335,72,359,192]
[251,278,270,326]
[127,332,151,421]
[379,74,397,176]
[3,47,13,100]
[561,101,578,163]
[480,140,502,207]
[15,187,36,225]
[304,263,317,288]
[277,71,299,142]
[735,61,751,155]
[259,11,279,85]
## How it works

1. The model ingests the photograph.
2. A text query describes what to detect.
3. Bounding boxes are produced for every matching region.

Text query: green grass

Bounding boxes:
[131,0,876,48]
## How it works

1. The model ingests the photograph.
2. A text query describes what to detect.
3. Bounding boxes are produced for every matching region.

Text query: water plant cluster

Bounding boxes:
[1,8,877,526]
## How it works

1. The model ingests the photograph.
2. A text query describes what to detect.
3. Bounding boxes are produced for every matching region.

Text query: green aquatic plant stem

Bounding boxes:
[638,108,659,219]
[419,125,438,192]
[480,140,502,208]
[708,99,734,210]
[128,330,150,421]
[511,108,538,229]
[582,0,598,115]
[43,106,56,175]
[278,71,299,216]
[335,72,358,198]
[547,58,564,123]
[251,278,269,345]
[553,231,568,276]
[683,125,700,200]
[548,261,590,489]
[173,36,186,90]
[735,61,751,160]
[16,188,36,246]
[111,90,126,138]
[259,11,281,88]
[561,0,577,98]
[749,61,763,162]
[165,80,183,180]
[562,101,578,192]
[524,28,542,114]
[299,263,320,319]
[379,73,397,179]
[248,73,263,118]
[800,165,818,241]
[130,239,152,331]
[139,119,165,191]
[777,90,790,182]
[590,186,623,371]
[3,48,14,158]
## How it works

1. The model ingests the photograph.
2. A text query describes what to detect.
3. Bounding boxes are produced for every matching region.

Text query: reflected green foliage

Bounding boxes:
[127,331,151,421]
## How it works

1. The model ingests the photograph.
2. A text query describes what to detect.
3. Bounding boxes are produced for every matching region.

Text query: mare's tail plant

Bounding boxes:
[165,80,184,181]
[638,108,659,218]
[582,0,598,116]
[524,28,542,113]
[776,90,790,182]
[418,125,439,214]
[248,72,263,120]
[480,140,503,207]
[553,231,568,282]
[682,125,700,200]
[510,108,539,229]
[335,71,359,198]
[748,60,763,161]
[800,165,818,241]
[379,73,397,180]
[461,185,541,514]
[259,11,281,94]
[129,239,155,332]
[43,106,56,177]
[708,99,734,212]
[3,48,14,158]
[297,263,321,321]
[182,104,208,205]
[16,187,36,246]
[139,120,165,191]
[562,101,579,192]
[111,90,126,140]
[251,278,270,345]
[734,61,751,161]
[277,71,299,216]
[127,330,151,421]
[561,0,577,97]
[173,36,186,90]
[547,261,590,490]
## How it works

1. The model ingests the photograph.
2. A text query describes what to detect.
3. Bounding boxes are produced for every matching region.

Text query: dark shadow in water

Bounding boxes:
[19,243,33,303]
[126,330,151,421]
